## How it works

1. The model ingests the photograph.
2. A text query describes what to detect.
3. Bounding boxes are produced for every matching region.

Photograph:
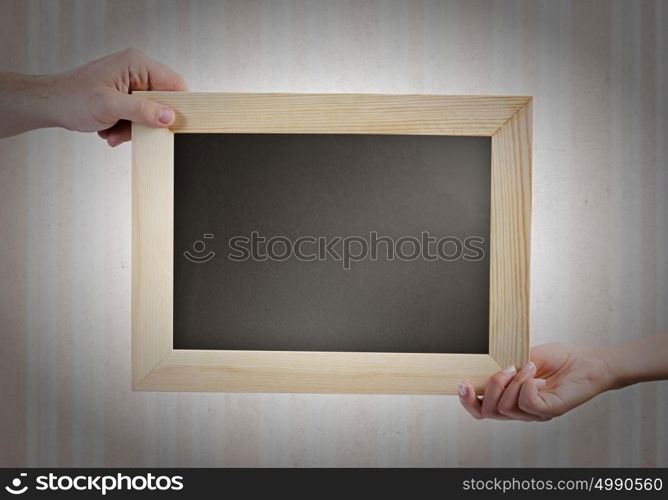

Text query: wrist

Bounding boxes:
[596,344,632,391]
[25,74,65,129]
[1,72,64,132]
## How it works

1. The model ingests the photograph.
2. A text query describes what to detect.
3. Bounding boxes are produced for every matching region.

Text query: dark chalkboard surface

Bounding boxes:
[173,134,490,353]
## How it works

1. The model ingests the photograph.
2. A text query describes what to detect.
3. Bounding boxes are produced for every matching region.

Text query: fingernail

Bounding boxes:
[503,365,517,374]
[159,107,174,125]
[458,382,467,397]
[522,361,536,373]
[535,378,546,387]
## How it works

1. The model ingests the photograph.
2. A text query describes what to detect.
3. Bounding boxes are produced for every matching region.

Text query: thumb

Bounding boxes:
[107,93,175,128]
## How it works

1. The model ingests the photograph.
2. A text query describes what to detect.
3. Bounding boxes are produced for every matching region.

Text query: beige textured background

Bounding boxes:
[1,0,666,467]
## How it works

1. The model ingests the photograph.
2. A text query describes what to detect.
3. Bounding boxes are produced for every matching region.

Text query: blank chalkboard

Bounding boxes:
[173,134,491,353]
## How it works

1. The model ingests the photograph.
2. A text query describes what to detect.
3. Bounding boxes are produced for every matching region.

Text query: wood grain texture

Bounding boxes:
[136,92,530,136]
[137,351,501,394]
[132,93,528,393]
[132,126,174,387]
[489,100,532,369]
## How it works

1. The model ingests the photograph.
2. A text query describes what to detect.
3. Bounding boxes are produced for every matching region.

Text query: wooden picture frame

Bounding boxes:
[132,93,532,394]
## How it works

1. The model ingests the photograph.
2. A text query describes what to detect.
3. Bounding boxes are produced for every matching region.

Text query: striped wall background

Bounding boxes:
[0,0,666,467]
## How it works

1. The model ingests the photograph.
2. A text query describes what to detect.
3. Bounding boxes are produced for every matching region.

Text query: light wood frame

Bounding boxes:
[132,93,532,394]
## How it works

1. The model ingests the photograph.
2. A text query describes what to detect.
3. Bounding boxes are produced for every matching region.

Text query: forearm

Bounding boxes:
[604,332,668,390]
[0,72,62,138]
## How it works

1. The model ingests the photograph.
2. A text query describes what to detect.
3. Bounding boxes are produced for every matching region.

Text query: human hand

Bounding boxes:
[458,343,614,421]
[0,48,187,146]
[52,48,187,146]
